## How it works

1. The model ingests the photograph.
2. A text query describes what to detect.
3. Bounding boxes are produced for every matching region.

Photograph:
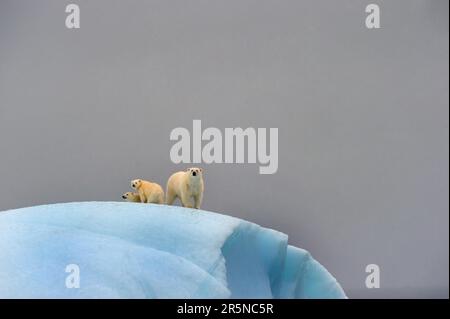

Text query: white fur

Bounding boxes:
[166,168,204,209]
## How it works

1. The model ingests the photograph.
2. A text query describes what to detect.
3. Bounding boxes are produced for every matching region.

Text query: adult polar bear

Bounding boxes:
[166,168,204,209]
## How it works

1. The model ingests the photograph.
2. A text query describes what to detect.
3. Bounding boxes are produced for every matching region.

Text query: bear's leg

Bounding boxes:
[152,193,162,204]
[166,188,176,205]
[148,193,162,204]
[194,193,203,209]
[138,191,146,203]
[180,192,193,208]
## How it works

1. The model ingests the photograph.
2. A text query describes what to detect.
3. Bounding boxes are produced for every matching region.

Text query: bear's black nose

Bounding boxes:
[192,171,197,176]
[122,195,126,199]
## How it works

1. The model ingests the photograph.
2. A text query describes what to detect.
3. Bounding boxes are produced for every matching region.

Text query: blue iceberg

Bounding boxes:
[0,202,346,299]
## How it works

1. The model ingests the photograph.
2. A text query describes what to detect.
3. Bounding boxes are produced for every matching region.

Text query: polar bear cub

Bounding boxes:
[131,179,165,204]
[122,192,141,203]
[166,168,204,209]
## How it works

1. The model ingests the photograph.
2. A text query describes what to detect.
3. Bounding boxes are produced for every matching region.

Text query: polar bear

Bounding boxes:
[122,192,141,203]
[131,179,165,204]
[166,168,204,209]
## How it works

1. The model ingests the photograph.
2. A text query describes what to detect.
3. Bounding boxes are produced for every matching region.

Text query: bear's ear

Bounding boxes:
[199,168,203,172]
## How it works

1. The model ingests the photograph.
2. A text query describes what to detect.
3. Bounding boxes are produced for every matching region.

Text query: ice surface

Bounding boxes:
[0,202,346,298]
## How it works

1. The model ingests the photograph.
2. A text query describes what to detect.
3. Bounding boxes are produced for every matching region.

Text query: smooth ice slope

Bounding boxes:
[0,202,346,299]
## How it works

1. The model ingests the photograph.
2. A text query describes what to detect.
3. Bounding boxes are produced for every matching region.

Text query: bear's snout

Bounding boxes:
[192,171,197,176]
[122,195,127,199]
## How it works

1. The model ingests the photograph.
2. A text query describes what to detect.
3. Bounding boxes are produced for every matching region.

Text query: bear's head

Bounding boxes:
[187,167,203,178]
[122,192,134,200]
[131,179,142,189]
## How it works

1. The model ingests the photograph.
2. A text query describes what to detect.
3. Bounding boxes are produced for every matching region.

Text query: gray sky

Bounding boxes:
[0,0,448,298]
